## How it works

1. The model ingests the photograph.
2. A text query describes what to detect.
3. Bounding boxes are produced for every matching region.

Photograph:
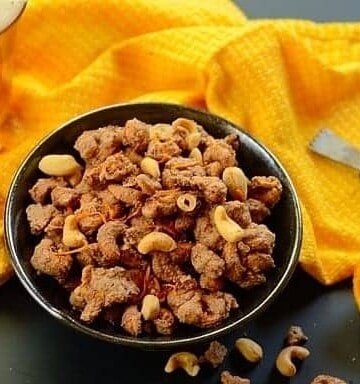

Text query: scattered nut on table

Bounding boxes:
[164,352,200,377]
[275,345,310,377]
[220,371,250,384]
[235,337,263,363]
[310,374,348,384]
[286,325,308,345]
[199,341,228,368]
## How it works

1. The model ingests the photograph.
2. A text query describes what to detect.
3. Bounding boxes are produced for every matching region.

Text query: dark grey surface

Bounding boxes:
[234,0,360,21]
[0,270,359,384]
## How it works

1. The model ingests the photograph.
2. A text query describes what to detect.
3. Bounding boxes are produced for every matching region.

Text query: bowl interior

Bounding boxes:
[5,103,301,348]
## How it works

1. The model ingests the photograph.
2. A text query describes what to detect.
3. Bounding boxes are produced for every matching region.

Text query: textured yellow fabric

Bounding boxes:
[0,1,359,307]
[354,266,360,311]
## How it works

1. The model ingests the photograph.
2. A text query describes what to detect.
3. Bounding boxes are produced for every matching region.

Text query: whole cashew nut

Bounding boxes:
[276,346,310,377]
[213,205,245,243]
[164,352,200,377]
[137,231,177,254]
[176,193,197,212]
[39,154,81,177]
[235,338,263,363]
[172,118,198,135]
[222,167,248,201]
[141,294,160,320]
[172,118,201,150]
[63,215,87,248]
[140,157,161,179]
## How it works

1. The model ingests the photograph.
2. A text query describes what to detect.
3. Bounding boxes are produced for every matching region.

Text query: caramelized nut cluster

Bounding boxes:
[26,118,282,336]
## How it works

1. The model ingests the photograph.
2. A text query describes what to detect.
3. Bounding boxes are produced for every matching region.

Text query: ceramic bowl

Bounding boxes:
[5,103,302,349]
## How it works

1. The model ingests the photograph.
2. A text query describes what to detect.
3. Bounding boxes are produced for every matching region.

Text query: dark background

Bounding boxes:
[235,0,360,21]
[1,2,360,384]
[1,271,359,384]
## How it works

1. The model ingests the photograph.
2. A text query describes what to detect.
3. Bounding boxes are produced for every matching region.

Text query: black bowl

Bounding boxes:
[5,103,302,349]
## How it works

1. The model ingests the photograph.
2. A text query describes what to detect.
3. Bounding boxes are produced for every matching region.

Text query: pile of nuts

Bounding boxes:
[26,117,282,336]
[164,326,347,383]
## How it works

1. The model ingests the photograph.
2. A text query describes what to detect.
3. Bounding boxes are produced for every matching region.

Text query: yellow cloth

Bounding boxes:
[1,0,360,308]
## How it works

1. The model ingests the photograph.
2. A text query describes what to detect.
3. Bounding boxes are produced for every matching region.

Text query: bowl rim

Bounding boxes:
[5,102,302,349]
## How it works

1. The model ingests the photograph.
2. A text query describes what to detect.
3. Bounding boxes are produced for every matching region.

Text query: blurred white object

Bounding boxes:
[309,129,360,172]
[0,0,27,33]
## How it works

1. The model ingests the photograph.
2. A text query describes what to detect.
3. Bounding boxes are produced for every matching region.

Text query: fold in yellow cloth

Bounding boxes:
[1,0,359,308]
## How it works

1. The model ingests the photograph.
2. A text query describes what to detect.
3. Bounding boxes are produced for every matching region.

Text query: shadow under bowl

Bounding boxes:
[5,103,302,349]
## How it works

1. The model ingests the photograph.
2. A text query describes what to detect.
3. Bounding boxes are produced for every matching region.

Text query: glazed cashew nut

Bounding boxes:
[275,346,310,377]
[213,205,245,243]
[141,294,160,320]
[189,148,203,164]
[222,167,248,201]
[62,214,88,248]
[172,118,201,150]
[140,157,161,179]
[235,338,263,363]
[137,231,177,254]
[149,124,174,141]
[176,193,197,212]
[164,352,200,377]
[38,154,81,177]
[172,118,198,134]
